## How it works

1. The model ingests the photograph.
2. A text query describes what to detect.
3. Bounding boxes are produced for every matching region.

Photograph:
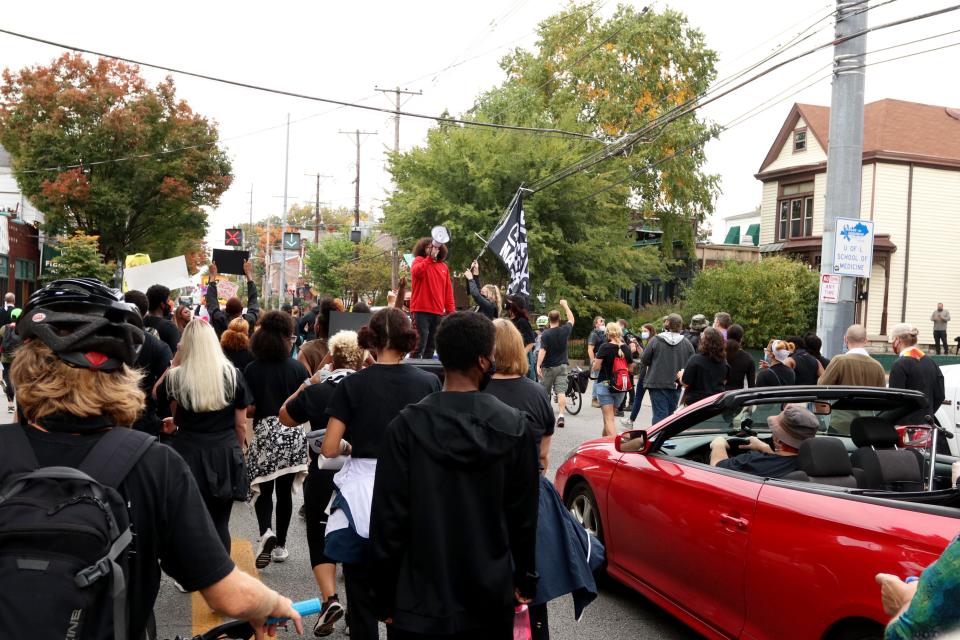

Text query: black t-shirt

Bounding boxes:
[299,310,318,341]
[244,358,310,420]
[326,364,441,459]
[483,377,555,452]
[132,332,172,434]
[791,349,821,385]
[756,363,795,387]
[223,346,253,372]
[157,369,250,433]
[144,315,180,354]
[539,323,573,368]
[587,329,606,354]
[22,422,234,639]
[512,317,535,347]
[717,451,800,478]
[681,354,729,404]
[595,342,632,383]
[286,377,338,431]
[725,348,756,391]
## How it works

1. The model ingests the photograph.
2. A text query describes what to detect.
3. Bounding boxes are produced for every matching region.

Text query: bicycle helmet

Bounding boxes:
[536,315,548,329]
[17,278,145,371]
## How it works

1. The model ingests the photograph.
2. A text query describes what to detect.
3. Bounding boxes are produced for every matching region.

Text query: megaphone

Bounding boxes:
[431,225,451,246]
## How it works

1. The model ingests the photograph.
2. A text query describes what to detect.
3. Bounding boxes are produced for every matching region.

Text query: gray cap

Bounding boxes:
[690,314,708,330]
[767,404,819,449]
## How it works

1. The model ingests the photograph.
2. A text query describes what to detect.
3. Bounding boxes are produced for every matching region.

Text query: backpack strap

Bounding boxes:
[0,424,39,479]
[78,427,156,488]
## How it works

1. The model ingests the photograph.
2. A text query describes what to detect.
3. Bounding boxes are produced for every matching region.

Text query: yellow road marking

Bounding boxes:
[192,539,259,636]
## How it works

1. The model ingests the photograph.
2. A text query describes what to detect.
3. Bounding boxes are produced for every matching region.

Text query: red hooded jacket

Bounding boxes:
[410,255,456,315]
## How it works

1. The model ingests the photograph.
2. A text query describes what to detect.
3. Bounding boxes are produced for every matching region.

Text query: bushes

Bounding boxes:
[683,257,818,348]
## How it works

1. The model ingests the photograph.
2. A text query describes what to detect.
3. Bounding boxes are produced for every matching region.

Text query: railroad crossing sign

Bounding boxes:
[283,232,301,250]
[224,228,243,247]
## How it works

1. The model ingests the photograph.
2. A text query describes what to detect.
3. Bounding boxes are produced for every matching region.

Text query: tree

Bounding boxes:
[305,236,355,297]
[42,230,116,283]
[384,4,717,315]
[0,54,232,263]
[683,258,819,348]
[305,236,391,302]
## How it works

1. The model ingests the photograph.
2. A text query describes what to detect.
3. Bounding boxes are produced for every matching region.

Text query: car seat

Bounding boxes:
[796,437,860,487]
[849,417,924,491]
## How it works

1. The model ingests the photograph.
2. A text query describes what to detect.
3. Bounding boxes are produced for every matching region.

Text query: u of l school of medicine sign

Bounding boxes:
[833,217,875,278]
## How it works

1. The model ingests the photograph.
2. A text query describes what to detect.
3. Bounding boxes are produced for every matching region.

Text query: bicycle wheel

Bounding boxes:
[566,388,582,415]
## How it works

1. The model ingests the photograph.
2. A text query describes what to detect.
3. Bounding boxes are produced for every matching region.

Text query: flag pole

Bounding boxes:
[475,185,524,263]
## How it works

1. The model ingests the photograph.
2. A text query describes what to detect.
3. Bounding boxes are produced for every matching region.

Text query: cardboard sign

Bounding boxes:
[329,311,373,336]
[217,280,240,300]
[124,256,193,293]
[212,249,250,276]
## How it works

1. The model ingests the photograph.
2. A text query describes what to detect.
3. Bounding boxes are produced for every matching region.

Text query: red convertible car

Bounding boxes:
[555,386,960,640]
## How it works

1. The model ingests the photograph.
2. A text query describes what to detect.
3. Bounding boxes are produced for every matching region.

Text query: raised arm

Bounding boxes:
[243,260,260,321]
[560,299,574,325]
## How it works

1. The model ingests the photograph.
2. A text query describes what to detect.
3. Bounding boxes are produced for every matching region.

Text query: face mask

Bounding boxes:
[640,331,650,340]
[479,359,497,391]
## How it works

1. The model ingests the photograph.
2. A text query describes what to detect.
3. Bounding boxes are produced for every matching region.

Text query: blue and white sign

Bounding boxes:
[833,217,874,278]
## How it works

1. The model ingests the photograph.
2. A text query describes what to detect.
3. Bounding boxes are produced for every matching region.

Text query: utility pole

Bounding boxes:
[247,185,254,252]
[339,129,377,246]
[375,86,421,154]
[304,173,332,244]
[280,114,291,308]
[816,0,868,358]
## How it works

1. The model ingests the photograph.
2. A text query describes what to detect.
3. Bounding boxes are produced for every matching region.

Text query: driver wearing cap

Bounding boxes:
[709,404,819,478]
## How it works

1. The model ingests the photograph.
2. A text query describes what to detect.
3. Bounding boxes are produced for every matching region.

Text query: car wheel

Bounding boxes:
[566,481,603,543]
[826,619,884,640]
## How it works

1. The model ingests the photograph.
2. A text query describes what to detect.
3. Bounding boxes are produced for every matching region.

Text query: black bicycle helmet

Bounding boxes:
[17,278,145,371]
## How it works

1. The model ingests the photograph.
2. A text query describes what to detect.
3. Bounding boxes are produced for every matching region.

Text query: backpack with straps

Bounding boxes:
[1,323,20,355]
[610,346,634,393]
[0,425,155,640]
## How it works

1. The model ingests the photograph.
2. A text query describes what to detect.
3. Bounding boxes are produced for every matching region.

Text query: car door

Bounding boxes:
[605,446,763,638]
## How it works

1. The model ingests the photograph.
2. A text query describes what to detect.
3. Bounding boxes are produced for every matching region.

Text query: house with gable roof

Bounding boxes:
[756,98,960,341]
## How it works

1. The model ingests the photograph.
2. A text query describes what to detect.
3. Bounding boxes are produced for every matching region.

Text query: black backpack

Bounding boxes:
[0,425,155,640]
[1,323,20,354]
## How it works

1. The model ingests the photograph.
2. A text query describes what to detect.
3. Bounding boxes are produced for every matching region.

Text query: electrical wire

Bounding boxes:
[0,27,601,142]
[524,2,960,194]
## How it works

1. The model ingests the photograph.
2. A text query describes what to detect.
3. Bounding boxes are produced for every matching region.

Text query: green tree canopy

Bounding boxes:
[305,236,391,303]
[683,257,819,348]
[384,3,718,315]
[0,54,232,263]
[42,230,116,284]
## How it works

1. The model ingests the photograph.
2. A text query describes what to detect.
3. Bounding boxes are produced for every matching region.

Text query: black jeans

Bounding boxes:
[2,362,13,402]
[934,329,948,354]
[253,473,295,546]
[386,608,514,640]
[343,563,380,640]
[304,469,337,567]
[202,494,233,553]
[414,312,441,359]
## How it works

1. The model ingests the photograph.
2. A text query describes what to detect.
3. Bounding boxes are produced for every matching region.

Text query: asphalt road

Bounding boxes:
[0,387,699,640]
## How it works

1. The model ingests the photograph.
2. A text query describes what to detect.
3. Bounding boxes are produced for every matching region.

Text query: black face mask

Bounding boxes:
[479,359,497,391]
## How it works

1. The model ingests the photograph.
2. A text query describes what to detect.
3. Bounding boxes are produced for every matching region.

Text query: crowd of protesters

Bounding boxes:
[0,233,957,640]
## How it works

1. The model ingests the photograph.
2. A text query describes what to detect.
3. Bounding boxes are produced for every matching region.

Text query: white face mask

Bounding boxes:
[640,331,650,340]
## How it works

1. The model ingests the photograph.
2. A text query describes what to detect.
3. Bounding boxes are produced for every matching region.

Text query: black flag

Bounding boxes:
[486,193,530,297]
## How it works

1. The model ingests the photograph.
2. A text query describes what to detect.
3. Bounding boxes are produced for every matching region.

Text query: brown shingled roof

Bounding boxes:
[758,99,960,174]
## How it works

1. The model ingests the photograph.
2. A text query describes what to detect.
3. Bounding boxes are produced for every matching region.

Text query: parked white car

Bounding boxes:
[932,364,960,456]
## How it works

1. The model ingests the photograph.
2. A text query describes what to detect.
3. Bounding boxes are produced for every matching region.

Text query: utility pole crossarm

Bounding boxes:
[375,86,422,154]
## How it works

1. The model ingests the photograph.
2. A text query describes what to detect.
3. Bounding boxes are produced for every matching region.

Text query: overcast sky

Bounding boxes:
[2,0,958,246]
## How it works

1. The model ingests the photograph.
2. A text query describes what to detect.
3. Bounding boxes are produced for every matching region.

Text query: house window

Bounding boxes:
[793,129,807,152]
[776,180,815,241]
[15,259,34,281]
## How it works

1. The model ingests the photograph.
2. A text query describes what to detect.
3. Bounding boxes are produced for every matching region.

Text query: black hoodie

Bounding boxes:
[370,391,540,635]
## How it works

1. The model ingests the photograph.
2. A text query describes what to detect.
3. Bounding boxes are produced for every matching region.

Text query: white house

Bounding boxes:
[756,99,960,340]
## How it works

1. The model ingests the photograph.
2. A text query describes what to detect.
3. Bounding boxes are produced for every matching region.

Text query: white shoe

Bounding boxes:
[255,529,277,569]
[620,418,634,428]
[271,545,289,562]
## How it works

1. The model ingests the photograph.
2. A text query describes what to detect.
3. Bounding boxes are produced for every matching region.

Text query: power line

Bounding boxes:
[524,2,960,194]
[0,27,601,142]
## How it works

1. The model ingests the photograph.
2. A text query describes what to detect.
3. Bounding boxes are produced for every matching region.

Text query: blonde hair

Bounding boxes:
[166,319,238,412]
[481,284,502,316]
[492,318,529,376]
[220,317,250,350]
[328,330,365,371]
[605,321,623,342]
[11,341,145,426]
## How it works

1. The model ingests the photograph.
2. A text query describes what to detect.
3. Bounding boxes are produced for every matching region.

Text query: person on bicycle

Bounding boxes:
[536,299,574,429]
[1,279,301,639]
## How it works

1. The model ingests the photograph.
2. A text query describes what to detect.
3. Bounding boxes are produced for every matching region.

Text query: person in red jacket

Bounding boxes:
[410,237,456,358]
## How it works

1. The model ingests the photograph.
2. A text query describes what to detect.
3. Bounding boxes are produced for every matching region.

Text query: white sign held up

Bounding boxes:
[833,217,874,278]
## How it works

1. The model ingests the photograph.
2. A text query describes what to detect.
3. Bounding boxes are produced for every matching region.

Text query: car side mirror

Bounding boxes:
[616,429,650,454]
